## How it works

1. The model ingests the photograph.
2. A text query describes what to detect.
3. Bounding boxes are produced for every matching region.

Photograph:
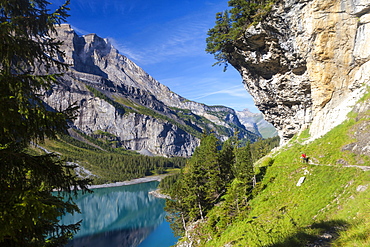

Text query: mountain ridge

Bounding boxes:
[42,24,268,157]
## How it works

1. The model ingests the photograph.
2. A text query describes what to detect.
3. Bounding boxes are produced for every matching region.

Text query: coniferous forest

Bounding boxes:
[28,130,186,184]
[160,134,279,237]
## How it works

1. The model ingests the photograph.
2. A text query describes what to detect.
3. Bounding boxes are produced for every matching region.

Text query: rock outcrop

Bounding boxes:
[42,24,259,157]
[229,0,370,142]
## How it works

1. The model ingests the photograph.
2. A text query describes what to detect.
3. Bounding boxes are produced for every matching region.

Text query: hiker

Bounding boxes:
[301,153,309,163]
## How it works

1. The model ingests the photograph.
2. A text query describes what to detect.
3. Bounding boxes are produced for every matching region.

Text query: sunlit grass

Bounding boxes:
[195,102,370,247]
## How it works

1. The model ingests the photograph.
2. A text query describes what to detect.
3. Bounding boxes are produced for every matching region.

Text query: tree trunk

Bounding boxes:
[198,202,204,220]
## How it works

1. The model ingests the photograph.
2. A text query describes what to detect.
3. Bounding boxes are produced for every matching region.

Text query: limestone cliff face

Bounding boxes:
[229,0,370,142]
[43,24,259,157]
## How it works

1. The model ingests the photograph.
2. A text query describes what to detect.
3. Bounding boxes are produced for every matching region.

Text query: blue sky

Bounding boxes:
[51,0,258,112]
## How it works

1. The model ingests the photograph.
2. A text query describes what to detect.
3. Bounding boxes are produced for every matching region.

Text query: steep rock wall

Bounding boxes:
[229,0,370,142]
[43,24,261,157]
[44,73,198,157]
[56,24,245,128]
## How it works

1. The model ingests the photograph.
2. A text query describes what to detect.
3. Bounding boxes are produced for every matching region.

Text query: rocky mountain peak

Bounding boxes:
[42,25,262,157]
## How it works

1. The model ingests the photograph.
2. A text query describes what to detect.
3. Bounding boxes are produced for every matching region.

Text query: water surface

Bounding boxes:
[59,181,177,247]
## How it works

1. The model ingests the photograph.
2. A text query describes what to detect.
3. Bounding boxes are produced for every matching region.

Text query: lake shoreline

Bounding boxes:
[148,189,171,199]
[88,174,170,189]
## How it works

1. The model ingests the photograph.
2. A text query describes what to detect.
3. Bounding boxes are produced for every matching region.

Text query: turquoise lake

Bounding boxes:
[59,181,178,247]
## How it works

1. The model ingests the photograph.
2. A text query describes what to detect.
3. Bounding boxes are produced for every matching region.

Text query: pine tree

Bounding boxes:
[0,1,90,246]
[234,142,254,182]
[173,134,220,221]
[164,134,255,236]
[167,133,236,224]
[206,0,275,70]
[205,10,233,71]
[226,142,254,212]
[197,133,222,207]
[218,136,236,192]
[164,172,190,236]
[228,0,261,29]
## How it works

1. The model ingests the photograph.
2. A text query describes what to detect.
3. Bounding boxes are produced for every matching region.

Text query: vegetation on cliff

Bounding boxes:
[206,0,276,70]
[0,1,90,246]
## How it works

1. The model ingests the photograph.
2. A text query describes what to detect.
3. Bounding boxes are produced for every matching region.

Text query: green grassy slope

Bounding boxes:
[186,95,370,246]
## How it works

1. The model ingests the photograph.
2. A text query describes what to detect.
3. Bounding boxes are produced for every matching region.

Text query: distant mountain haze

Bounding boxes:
[236,109,277,139]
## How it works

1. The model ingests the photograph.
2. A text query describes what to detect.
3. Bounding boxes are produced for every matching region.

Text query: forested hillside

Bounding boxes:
[160,91,370,246]
[30,130,187,185]
[159,133,279,236]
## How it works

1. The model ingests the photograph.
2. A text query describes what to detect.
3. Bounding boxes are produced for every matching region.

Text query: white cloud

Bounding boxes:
[193,85,248,100]
[105,37,146,61]
[70,25,90,35]
[116,7,216,65]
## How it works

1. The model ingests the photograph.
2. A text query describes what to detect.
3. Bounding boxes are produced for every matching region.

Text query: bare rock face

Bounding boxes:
[47,78,197,156]
[229,0,370,142]
[43,24,259,157]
